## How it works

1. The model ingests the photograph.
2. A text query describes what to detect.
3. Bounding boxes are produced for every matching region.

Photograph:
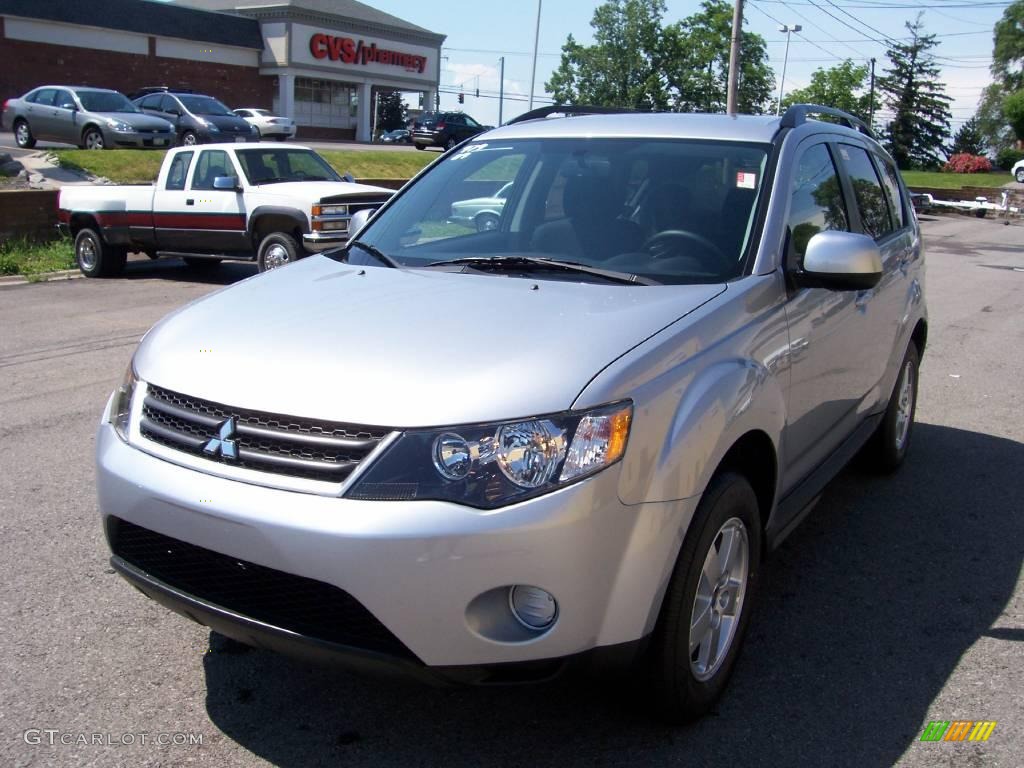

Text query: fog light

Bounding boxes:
[509,585,557,630]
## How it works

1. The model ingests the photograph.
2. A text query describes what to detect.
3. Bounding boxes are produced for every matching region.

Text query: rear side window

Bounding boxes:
[165,151,194,191]
[788,143,848,260]
[877,156,907,230]
[839,144,892,240]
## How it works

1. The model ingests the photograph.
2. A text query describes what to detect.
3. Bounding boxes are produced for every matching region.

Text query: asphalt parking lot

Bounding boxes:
[1,215,1021,767]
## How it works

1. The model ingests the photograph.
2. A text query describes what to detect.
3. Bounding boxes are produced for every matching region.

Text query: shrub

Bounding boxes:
[942,153,993,174]
[995,147,1024,171]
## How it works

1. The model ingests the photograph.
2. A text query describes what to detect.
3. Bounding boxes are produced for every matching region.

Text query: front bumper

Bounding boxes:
[96,412,696,672]
[110,130,175,149]
[302,231,348,252]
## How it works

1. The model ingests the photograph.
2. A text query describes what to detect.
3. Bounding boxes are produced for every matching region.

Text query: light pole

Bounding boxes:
[776,24,801,115]
[528,0,542,110]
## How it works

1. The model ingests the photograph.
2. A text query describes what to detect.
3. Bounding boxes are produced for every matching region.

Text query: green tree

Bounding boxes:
[1002,90,1024,144]
[662,1,773,113]
[878,16,952,169]
[948,116,987,157]
[780,60,872,122]
[546,0,669,110]
[375,90,406,132]
[978,1,1024,152]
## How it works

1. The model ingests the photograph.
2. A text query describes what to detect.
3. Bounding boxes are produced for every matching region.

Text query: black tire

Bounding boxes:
[644,471,762,723]
[74,227,126,278]
[444,136,457,152]
[1016,168,1024,184]
[82,127,106,150]
[475,212,500,232]
[414,143,426,151]
[180,130,198,147]
[864,342,920,473]
[275,136,288,142]
[256,232,301,272]
[13,119,36,149]
[183,256,222,269]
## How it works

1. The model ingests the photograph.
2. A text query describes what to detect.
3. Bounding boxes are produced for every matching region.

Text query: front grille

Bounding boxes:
[140,384,390,484]
[110,518,417,660]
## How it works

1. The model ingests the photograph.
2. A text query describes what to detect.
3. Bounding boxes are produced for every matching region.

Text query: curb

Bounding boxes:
[0,268,82,287]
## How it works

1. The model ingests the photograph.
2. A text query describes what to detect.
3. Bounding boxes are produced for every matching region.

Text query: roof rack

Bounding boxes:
[505,105,639,126]
[779,104,874,138]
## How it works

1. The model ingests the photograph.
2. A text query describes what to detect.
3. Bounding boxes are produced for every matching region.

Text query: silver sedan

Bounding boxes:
[448,182,513,231]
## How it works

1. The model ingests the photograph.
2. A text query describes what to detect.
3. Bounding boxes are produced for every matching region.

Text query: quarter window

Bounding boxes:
[166,151,194,191]
[788,143,849,261]
[839,143,893,239]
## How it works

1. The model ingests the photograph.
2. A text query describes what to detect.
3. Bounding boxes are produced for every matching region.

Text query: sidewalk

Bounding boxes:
[18,151,96,190]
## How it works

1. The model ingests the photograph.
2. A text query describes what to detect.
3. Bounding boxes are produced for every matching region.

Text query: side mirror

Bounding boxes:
[797,230,882,291]
[59,102,77,111]
[213,175,240,191]
[348,207,376,237]
[341,172,355,183]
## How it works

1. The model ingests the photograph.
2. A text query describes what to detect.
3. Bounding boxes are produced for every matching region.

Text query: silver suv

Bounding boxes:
[97,104,926,722]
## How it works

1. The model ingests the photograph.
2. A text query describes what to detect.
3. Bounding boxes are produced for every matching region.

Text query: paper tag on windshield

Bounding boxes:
[736,171,756,189]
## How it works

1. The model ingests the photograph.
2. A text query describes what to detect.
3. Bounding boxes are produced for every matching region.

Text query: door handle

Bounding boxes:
[186,199,194,206]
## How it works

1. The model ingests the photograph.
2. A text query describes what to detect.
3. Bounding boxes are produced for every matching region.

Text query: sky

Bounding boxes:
[364,0,1007,134]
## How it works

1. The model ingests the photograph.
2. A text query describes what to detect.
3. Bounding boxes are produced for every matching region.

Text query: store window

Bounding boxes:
[291,78,357,128]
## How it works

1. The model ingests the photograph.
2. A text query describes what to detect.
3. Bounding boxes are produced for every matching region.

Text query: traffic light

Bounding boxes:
[458,92,464,104]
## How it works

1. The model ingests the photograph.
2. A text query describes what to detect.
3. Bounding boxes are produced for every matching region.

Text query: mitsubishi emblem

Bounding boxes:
[203,417,239,460]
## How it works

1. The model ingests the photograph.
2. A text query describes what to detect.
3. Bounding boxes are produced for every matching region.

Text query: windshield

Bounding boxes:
[235,148,342,185]
[75,90,139,113]
[354,137,769,285]
[179,96,234,116]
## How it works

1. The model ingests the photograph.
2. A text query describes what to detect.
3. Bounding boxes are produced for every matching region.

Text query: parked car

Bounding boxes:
[94,104,926,722]
[127,86,194,101]
[58,143,392,274]
[448,181,512,231]
[2,86,175,149]
[234,108,296,141]
[380,128,411,144]
[412,111,490,151]
[1012,157,1024,184]
[133,91,257,146]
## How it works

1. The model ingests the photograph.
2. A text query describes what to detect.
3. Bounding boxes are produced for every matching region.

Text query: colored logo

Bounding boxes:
[203,418,239,460]
[920,720,997,742]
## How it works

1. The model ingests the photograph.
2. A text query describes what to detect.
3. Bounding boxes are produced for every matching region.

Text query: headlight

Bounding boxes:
[312,204,348,216]
[208,123,221,132]
[250,125,258,134]
[111,362,137,442]
[346,401,632,509]
[107,120,132,132]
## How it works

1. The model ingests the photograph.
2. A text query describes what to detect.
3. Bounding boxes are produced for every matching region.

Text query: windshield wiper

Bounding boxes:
[348,240,400,269]
[425,256,660,286]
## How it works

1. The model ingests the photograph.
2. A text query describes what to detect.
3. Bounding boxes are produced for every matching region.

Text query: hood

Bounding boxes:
[247,181,393,202]
[95,112,173,131]
[205,114,254,133]
[135,257,725,427]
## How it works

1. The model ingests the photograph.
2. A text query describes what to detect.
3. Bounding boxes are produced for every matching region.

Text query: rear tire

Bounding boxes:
[644,471,762,723]
[181,131,198,147]
[475,212,500,232]
[444,136,457,151]
[75,228,126,277]
[257,232,300,272]
[864,342,919,473]
[14,119,36,149]
[1016,168,1024,184]
[414,143,426,151]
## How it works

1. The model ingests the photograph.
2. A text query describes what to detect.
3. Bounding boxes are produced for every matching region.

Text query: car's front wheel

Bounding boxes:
[865,341,919,472]
[14,119,36,149]
[257,232,300,272]
[645,471,761,723]
[181,131,198,147]
[82,127,106,150]
[475,213,500,232]
[75,227,126,277]
[1016,168,1024,184]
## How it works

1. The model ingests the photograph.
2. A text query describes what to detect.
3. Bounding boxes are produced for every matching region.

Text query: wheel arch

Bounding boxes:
[911,317,927,358]
[68,212,102,239]
[249,207,307,247]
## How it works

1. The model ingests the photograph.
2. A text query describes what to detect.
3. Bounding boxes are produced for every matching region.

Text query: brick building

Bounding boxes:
[0,0,444,141]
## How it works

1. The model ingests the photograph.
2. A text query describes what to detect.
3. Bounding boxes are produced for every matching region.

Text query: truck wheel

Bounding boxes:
[864,342,919,473]
[82,127,106,150]
[75,228,126,278]
[644,471,761,723]
[415,144,425,151]
[257,232,300,272]
[14,119,36,149]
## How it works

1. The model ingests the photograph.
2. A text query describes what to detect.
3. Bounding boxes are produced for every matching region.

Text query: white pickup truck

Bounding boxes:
[58,143,394,276]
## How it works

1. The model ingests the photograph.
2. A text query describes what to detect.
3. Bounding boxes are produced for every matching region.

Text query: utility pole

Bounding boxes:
[372,89,379,142]
[868,57,877,127]
[498,56,505,125]
[726,0,744,114]
[529,0,542,110]
[776,24,801,115]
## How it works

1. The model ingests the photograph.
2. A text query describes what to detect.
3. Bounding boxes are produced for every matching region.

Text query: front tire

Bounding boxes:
[181,130,198,147]
[75,228,126,277]
[864,342,919,472]
[14,119,36,149]
[475,212,499,232]
[1016,168,1024,184]
[257,232,300,272]
[414,143,426,151]
[82,127,105,150]
[645,471,762,723]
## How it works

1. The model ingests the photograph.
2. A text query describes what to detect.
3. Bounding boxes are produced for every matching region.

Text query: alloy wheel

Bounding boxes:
[894,359,915,451]
[77,235,98,271]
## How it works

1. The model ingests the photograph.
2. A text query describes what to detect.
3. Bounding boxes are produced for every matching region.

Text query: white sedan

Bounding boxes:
[448,182,513,232]
[233,108,296,141]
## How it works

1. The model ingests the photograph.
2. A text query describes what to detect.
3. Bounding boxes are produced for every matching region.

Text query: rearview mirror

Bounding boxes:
[213,175,240,191]
[797,230,882,291]
[348,208,376,237]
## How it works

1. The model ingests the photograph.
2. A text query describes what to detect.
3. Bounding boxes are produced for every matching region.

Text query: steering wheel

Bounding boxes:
[643,229,729,272]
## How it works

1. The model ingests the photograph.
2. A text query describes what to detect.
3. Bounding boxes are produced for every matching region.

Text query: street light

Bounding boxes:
[776,24,802,115]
